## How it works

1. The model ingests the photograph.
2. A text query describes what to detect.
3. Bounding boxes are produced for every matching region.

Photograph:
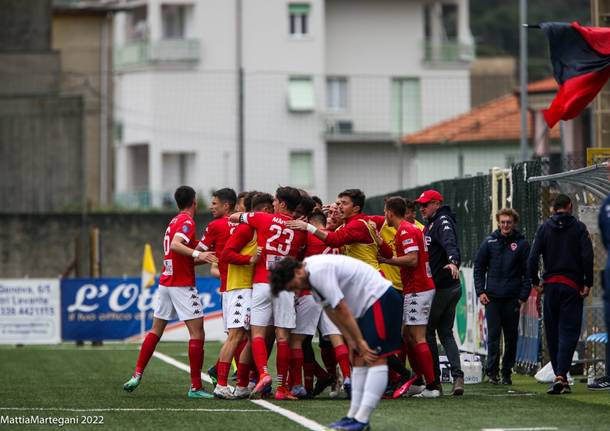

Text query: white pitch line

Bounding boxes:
[0,407,268,413]
[482,428,558,431]
[152,351,327,431]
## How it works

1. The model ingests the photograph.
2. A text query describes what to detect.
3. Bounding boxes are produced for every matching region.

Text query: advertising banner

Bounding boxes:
[0,279,61,344]
[61,277,224,341]
[454,267,488,355]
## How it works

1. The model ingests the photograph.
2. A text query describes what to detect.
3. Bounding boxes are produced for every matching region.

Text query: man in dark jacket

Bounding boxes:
[594,184,610,390]
[416,189,464,396]
[475,208,530,385]
[528,194,593,395]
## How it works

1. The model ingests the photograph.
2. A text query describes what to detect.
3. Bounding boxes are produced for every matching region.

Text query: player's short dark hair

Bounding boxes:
[553,194,572,211]
[276,186,302,212]
[385,196,407,217]
[309,208,326,227]
[252,192,274,211]
[338,189,365,211]
[212,188,237,210]
[405,199,415,211]
[294,195,316,219]
[269,257,302,297]
[242,191,258,212]
[312,196,323,207]
[174,185,196,210]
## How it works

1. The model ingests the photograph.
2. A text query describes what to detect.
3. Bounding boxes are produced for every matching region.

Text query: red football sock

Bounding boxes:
[334,344,351,379]
[290,348,304,386]
[236,361,250,387]
[217,361,231,387]
[415,342,436,385]
[321,345,336,377]
[188,339,204,390]
[276,340,291,387]
[135,332,160,375]
[233,337,247,365]
[303,361,314,392]
[407,344,420,375]
[251,337,268,375]
[313,360,329,380]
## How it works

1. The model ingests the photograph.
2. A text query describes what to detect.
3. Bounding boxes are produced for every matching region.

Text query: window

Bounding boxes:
[162,4,186,39]
[288,77,315,111]
[289,151,314,187]
[391,78,421,134]
[326,77,348,112]
[289,3,310,36]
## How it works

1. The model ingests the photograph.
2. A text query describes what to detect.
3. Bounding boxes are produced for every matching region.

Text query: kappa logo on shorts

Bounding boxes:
[235,302,242,307]
[247,307,251,311]
[192,302,199,307]
[409,301,418,305]
[233,319,240,324]
[410,309,417,313]
[193,310,201,315]
[234,311,241,316]
[191,294,198,299]
[409,316,417,321]
[237,295,243,300]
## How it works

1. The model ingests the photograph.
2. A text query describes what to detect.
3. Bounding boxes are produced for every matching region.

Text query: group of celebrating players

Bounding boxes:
[123,184,445,431]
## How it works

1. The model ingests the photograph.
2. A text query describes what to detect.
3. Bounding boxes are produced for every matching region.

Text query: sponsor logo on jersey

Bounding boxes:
[182,225,190,233]
[511,242,518,251]
[402,238,414,245]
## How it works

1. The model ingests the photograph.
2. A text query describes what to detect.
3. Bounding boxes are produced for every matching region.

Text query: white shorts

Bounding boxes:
[294,294,322,336]
[221,291,228,331]
[318,310,341,337]
[403,290,435,326]
[251,283,296,329]
[153,285,203,322]
[224,289,251,330]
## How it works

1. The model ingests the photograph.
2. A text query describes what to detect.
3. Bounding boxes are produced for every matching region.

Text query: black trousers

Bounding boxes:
[485,297,520,377]
[426,283,463,382]
[543,283,583,379]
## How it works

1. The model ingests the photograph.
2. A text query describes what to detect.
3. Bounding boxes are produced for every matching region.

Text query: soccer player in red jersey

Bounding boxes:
[291,209,353,399]
[287,189,393,270]
[229,186,307,400]
[379,196,438,398]
[123,186,217,398]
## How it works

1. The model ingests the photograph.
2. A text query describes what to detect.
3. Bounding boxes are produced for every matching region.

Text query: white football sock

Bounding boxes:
[354,364,388,424]
[346,366,367,418]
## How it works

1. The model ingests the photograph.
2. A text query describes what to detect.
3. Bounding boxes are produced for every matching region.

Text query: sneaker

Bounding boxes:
[393,374,419,399]
[561,383,572,394]
[188,386,214,399]
[487,374,500,385]
[291,385,308,399]
[412,388,441,398]
[207,365,218,387]
[406,383,425,397]
[313,375,335,397]
[328,417,354,429]
[123,373,142,393]
[338,419,370,430]
[275,386,299,400]
[501,375,512,385]
[214,384,236,400]
[233,386,251,399]
[261,383,273,399]
[547,377,567,395]
[329,380,341,399]
[588,375,610,391]
[451,376,464,396]
[343,378,352,399]
[247,380,256,391]
[250,372,272,398]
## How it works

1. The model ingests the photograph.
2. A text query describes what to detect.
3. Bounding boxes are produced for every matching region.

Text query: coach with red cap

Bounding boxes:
[416,189,465,396]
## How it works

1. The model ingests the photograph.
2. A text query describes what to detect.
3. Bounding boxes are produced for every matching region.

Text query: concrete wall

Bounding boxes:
[0,0,51,52]
[0,212,214,278]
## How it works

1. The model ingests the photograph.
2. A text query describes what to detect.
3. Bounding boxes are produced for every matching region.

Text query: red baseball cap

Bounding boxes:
[415,189,443,204]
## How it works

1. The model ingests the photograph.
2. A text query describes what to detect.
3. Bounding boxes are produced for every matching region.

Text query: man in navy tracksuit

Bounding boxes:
[474,208,531,385]
[595,188,610,390]
[416,189,464,396]
[528,194,593,394]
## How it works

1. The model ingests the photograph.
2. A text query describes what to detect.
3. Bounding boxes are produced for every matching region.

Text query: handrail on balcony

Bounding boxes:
[115,38,200,69]
[423,40,475,63]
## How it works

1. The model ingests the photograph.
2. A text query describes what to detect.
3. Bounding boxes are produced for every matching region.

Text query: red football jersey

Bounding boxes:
[396,220,435,294]
[198,216,239,292]
[240,212,306,284]
[159,212,197,287]
[304,231,340,257]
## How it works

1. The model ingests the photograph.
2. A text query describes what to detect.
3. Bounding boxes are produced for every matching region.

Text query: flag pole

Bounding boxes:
[519,0,529,162]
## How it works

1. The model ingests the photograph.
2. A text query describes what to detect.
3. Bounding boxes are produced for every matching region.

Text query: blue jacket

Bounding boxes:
[599,195,610,253]
[424,205,461,290]
[528,212,594,288]
[474,229,531,301]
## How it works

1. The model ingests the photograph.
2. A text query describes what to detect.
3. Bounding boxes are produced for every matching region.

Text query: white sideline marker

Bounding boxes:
[481,428,559,431]
[0,407,268,413]
[152,351,328,431]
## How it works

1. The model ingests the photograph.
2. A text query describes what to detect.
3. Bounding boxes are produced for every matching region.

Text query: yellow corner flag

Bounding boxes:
[141,243,157,289]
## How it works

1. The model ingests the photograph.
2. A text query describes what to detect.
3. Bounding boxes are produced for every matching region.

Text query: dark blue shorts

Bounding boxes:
[357,287,403,357]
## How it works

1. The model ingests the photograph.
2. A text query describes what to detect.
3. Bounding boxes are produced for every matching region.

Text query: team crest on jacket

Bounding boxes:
[510,242,517,251]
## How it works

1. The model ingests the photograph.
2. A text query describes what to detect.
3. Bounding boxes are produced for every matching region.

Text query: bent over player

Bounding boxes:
[270,254,403,431]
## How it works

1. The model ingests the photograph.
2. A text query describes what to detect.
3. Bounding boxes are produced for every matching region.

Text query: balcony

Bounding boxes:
[114,39,200,70]
[423,40,475,64]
